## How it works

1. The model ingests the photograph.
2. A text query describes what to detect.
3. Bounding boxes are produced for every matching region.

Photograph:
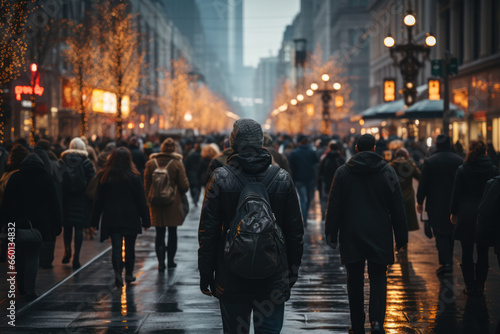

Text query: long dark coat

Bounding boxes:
[60,150,95,229]
[451,156,499,242]
[416,149,463,235]
[0,154,62,241]
[144,152,189,227]
[318,150,345,195]
[91,173,150,242]
[389,158,421,231]
[325,151,408,265]
[199,148,304,303]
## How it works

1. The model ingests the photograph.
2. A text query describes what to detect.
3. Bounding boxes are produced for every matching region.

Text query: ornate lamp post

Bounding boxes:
[310,74,342,133]
[384,9,436,106]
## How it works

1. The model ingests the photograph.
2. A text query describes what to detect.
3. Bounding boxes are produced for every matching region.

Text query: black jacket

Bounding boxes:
[60,151,95,229]
[416,149,463,234]
[130,147,146,176]
[325,151,408,265]
[451,156,499,242]
[185,149,201,187]
[91,174,150,242]
[289,145,319,183]
[0,154,62,241]
[198,148,304,303]
[318,151,345,194]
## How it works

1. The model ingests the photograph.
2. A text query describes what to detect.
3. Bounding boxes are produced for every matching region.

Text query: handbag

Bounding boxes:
[16,221,43,243]
[421,212,433,239]
[181,192,190,219]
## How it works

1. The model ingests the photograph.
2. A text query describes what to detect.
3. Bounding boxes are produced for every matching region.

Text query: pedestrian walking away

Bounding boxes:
[60,137,95,269]
[450,140,499,297]
[416,134,463,276]
[325,134,408,334]
[144,138,189,272]
[91,147,151,288]
[199,118,304,334]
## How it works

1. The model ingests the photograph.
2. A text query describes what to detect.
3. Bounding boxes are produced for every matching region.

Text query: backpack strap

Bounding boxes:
[225,165,280,189]
[154,159,160,169]
[225,165,249,187]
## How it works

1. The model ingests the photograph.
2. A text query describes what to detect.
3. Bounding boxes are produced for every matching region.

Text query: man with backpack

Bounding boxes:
[198,119,304,334]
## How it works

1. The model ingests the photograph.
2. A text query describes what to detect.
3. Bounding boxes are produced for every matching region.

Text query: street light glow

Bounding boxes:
[333,82,341,90]
[311,83,319,90]
[322,74,330,82]
[406,82,413,89]
[404,13,416,27]
[306,89,314,96]
[291,99,298,105]
[425,33,437,47]
[384,35,395,48]
[31,63,37,72]
[184,111,193,122]
[297,94,304,101]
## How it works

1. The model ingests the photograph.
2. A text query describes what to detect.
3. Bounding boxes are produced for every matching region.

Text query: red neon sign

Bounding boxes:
[15,84,44,101]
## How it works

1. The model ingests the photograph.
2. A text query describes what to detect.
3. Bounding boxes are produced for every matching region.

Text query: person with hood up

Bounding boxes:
[144,138,189,271]
[389,148,421,235]
[198,119,304,334]
[325,134,408,334]
[450,140,499,297]
[60,137,95,269]
[318,141,345,220]
[0,154,62,300]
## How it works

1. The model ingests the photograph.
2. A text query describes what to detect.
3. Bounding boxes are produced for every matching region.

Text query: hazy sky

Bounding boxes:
[244,0,300,68]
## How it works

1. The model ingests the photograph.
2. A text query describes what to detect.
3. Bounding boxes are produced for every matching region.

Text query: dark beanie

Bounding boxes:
[35,139,51,151]
[436,134,451,150]
[229,118,263,152]
[160,138,176,153]
[356,134,376,152]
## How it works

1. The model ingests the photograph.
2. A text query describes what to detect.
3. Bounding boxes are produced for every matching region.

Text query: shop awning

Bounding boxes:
[361,99,406,119]
[361,98,464,120]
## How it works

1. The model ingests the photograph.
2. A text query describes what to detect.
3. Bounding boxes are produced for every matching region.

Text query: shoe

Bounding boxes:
[125,275,136,284]
[158,263,166,273]
[167,261,177,269]
[115,276,124,288]
[62,252,71,264]
[436,264,453,276]
[72,259,81,269]
[371,321,385,334]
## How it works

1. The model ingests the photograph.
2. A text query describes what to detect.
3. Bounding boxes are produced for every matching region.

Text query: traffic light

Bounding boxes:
[383,79,396,101]
[403,81,417,106]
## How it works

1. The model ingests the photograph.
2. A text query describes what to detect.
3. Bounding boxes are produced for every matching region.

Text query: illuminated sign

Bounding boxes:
[91,89,130,118]
[384,79,395,102]
[428,79,440,100]
[15,84,44,101]
[306,103,314,117]
[335,95,344,108]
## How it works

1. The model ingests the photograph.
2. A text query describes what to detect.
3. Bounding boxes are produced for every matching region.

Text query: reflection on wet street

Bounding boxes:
[0,197,499,333]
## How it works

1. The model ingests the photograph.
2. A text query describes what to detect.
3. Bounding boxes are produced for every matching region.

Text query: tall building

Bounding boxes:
[254,56,278,122]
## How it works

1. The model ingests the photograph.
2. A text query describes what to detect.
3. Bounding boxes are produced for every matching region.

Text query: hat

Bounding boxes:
[35,139,51,151]
[436,134,451,149]
[356,134,376,152]
[229,119,263,152]
[69,137,87,153]
[394,147,410,159]
[161,138,176,153]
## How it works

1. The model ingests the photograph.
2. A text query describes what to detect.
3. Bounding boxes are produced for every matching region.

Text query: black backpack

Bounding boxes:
[477,176,500,241]
[224,165,288,279]
[62,162,87,195]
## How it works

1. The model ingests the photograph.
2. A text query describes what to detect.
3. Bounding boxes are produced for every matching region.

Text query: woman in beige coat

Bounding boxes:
[144,138,189,271]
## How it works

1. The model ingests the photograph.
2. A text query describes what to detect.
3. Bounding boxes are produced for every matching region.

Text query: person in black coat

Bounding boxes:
[318,141,345,220]
[288,135,319,226]
[325,134,407,334]
[417,134,463,275]
[450,140,499,296]
[184,143,202,206]
[60,138,95,269]
[91,147,150,288]
[199,119,304,334]
[0,154,62,300]
[128,137,146,176]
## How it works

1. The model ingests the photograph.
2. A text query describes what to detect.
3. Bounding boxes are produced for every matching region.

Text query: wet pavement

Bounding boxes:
[0,195,499,333]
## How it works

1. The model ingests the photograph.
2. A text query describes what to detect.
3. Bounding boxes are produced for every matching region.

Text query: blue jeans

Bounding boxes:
[220,299,285,334]
[295,181,315,225]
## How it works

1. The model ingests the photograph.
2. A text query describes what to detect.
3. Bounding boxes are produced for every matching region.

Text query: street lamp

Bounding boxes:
[297,94,304,102]
[310,73,343,133]
[384,9,436,106]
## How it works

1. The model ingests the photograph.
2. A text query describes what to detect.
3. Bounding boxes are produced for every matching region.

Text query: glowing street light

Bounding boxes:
[333,82,342,91]
[404,13,416,27]
[306,89,314,96]
[384,35,395,48]
[311,83,319,90]
[425,33,437,47]
[290,99,298,106]
[297,94,304,102]
[321,74,330,82]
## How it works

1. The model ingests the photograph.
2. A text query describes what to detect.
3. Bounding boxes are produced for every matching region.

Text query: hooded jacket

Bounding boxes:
[325,151,408,265]
[0,154,62,241]
[60,150,95,228]
[451,156,499,242]
[198,147,304,303]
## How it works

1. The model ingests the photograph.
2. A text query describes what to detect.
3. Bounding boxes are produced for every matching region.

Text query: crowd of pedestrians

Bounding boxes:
[0,123,499,333]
